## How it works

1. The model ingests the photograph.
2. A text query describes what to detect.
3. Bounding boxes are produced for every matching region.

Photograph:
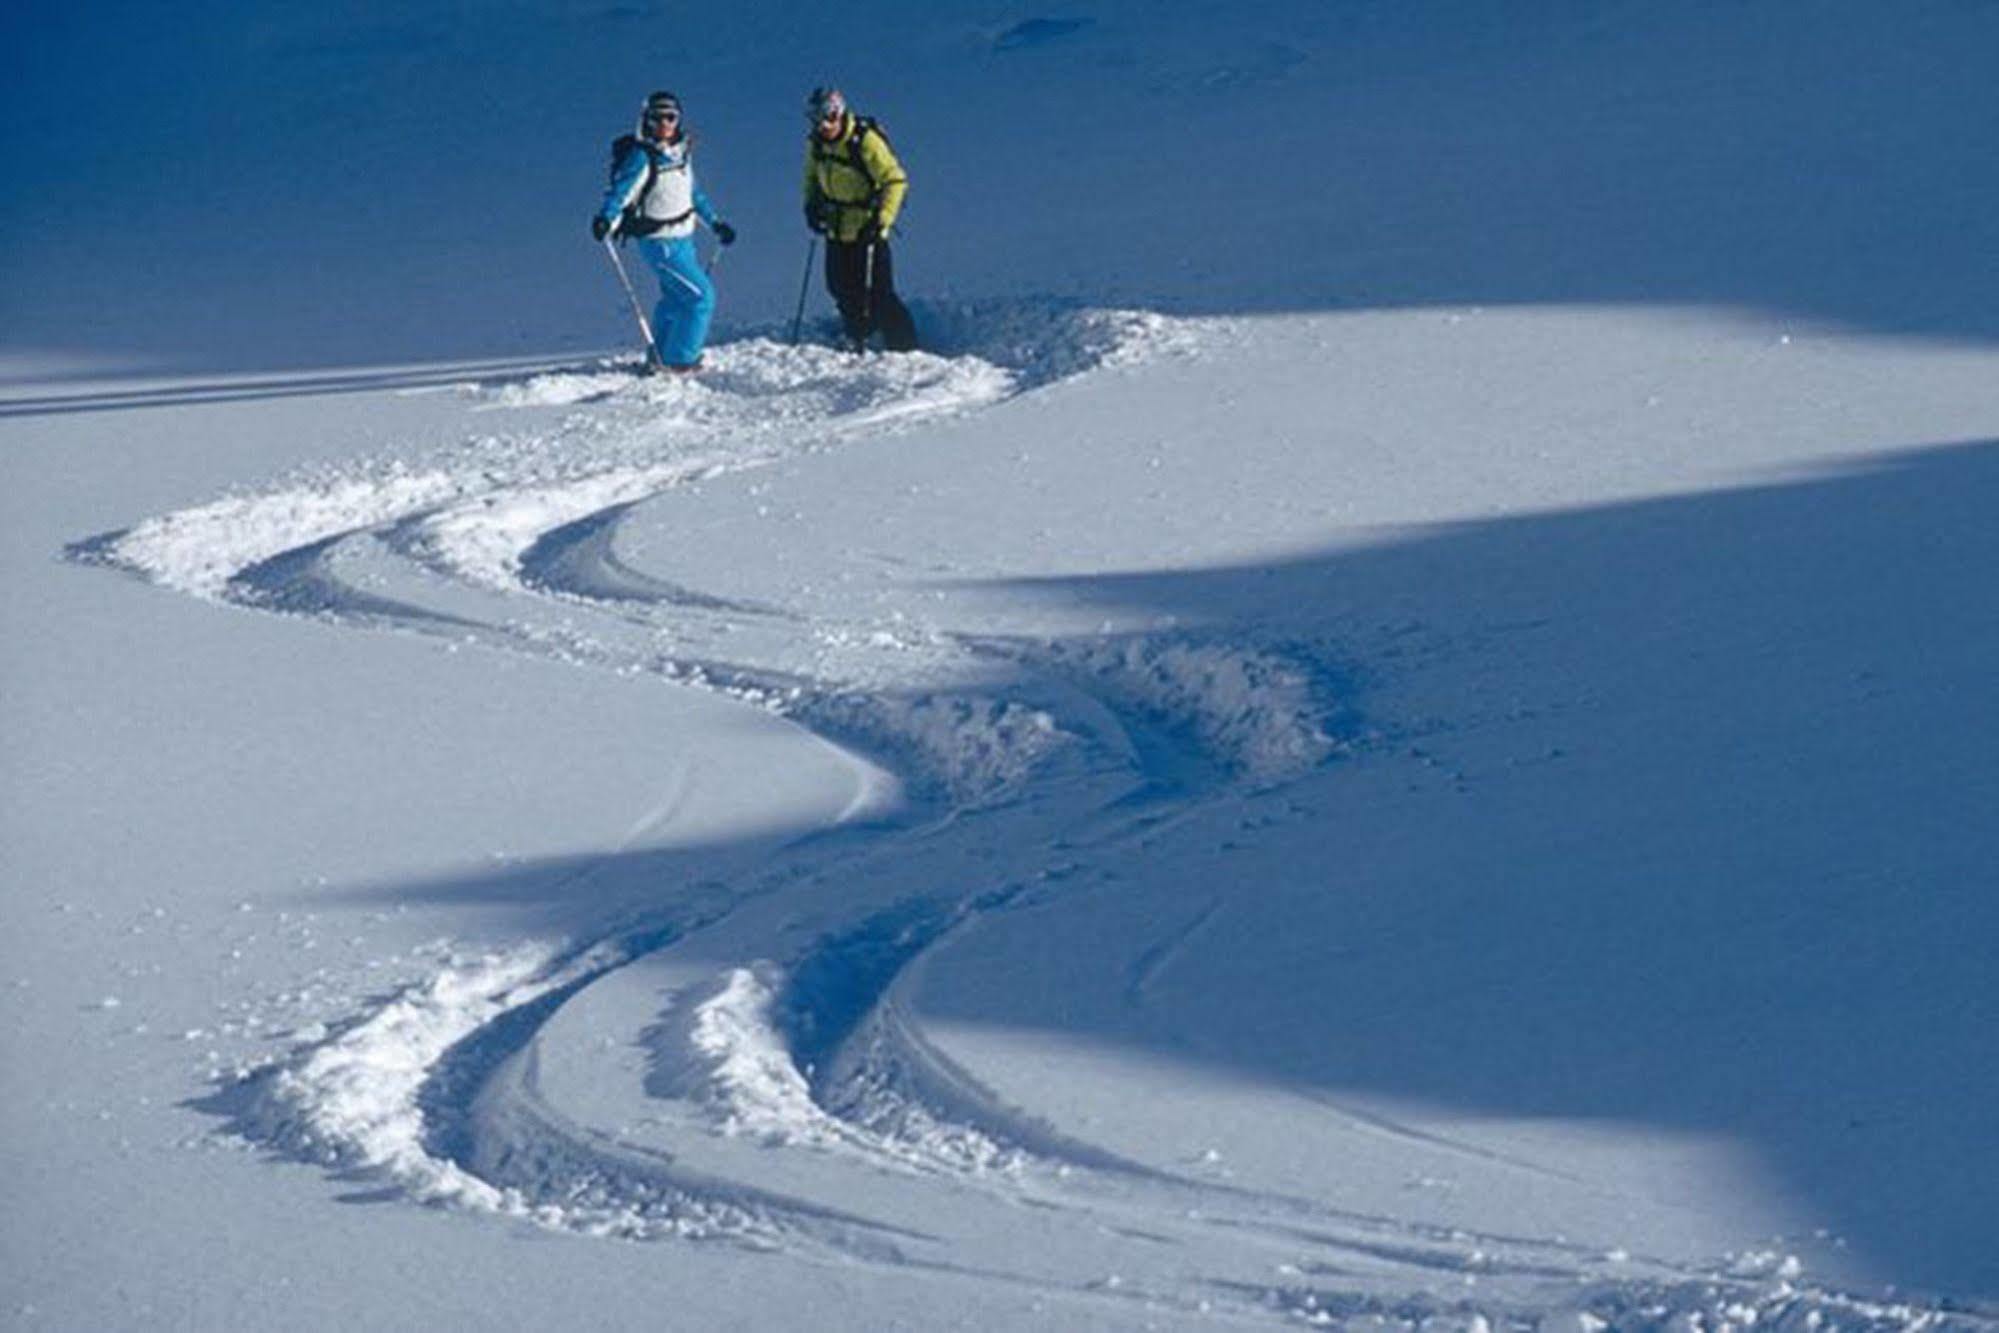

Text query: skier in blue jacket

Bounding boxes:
[592,91,736,372]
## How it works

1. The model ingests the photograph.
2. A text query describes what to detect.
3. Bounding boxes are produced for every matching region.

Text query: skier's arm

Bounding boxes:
[860,133,908,233]
[599,148,651,228]
[693,184,735,244]
[801,149,827,232]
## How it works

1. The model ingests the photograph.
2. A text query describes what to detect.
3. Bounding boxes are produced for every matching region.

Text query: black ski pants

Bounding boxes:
[825,238,918,352]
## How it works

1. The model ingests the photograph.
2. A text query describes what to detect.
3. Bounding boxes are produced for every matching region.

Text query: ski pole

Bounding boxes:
[789,237,818,346]
[601,237,665,372]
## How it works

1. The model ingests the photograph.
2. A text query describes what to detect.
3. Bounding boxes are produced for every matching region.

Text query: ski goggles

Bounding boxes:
[808,91,846,126]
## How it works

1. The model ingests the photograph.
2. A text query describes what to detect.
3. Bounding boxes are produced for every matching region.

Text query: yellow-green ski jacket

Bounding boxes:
[803,113,908,243]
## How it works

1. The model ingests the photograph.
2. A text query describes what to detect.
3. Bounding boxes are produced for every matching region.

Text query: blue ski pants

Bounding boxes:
[636,236,716,368]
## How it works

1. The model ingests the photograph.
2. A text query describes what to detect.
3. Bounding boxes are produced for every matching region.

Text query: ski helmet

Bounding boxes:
[806,86,846,127]
[642,90,682,127]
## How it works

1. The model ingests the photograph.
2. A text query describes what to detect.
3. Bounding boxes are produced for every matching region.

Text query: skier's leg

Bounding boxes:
[869,242,920,352]
[824,241,868,347]
[644,239,716,367]
[639,239,682,361]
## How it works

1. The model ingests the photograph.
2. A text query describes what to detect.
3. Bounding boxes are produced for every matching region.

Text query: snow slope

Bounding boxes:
[6,3,1999,1331]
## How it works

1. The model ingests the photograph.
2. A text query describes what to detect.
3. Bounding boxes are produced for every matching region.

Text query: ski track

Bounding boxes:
[68,304,1992,1329]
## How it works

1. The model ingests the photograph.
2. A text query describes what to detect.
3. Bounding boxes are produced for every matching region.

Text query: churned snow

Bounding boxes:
[6,2,1999,1331]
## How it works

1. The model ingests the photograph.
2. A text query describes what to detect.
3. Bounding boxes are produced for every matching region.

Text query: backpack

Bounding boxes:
[843,116,891,185]
[607,134,658,238]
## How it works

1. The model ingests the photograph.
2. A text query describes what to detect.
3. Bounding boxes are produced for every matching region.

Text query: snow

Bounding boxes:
[6,2,1999,1331]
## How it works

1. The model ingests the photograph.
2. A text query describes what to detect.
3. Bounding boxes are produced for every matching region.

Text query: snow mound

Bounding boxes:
[1014,635,1347,787]
[639,958,1024,1176]
[912,300,1203,387]
[473,300,1191,409]
[90,470,462,602]
[648,964,845,1146]
[235,942,566,1214]
[797,690,1079,808]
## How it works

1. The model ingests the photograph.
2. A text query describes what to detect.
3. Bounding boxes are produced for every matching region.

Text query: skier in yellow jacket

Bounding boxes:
[802,87,919,352]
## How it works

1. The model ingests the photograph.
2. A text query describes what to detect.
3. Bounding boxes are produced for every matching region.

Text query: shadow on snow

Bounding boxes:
[300,437,1999,1299]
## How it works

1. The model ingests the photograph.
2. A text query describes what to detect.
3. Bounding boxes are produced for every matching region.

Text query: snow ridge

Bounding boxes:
[237,941,568,1215]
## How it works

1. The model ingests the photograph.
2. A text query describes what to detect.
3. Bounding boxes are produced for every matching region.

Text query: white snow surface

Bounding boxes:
[6,4,1999,1331]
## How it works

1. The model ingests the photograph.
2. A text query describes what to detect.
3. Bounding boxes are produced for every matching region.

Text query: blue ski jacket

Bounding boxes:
[600,136,720,241]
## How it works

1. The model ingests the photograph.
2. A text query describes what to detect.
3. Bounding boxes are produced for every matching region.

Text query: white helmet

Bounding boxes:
[806,86,847,126]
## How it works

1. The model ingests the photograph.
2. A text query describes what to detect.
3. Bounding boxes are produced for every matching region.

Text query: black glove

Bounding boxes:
[859,215,887,245]
[803,202,827,235]
[591,214,612,242]
[713,220,736,247]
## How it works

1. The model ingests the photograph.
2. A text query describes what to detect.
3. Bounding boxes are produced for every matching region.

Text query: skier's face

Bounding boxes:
[816,108,844,140]
[646,111,679,141]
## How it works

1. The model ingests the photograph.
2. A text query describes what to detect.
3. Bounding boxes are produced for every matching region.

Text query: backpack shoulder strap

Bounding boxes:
[845,117,885,182]
[612,134,657,185]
